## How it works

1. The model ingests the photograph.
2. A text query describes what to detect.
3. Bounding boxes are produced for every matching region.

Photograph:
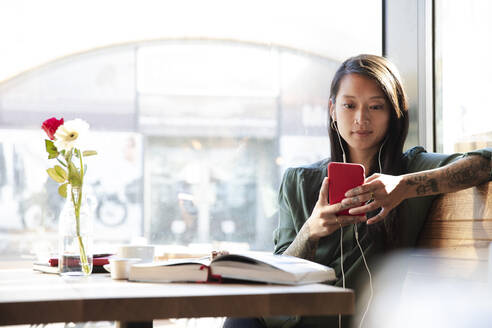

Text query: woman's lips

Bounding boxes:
[353,130,372,136]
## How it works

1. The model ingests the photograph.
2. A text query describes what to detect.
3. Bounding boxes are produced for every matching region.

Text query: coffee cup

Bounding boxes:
[117,245,155,262]
[109,257,141,280]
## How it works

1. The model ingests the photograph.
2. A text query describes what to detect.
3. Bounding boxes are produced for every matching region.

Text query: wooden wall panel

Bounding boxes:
[424,182,492,221]
[415,181,491,281]
[418,220,492,241]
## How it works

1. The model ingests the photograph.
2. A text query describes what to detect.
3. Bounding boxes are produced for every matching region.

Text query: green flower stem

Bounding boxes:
[72,186,90,275]
[70,149,90,275]
[77,149,84,210]
[77,234,90,275]
[56,158,67,167]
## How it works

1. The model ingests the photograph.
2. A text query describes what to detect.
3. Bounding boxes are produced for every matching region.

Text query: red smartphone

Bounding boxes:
[327,162,365,216]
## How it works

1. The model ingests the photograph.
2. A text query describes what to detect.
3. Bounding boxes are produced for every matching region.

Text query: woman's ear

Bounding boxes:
[329,98,336,122]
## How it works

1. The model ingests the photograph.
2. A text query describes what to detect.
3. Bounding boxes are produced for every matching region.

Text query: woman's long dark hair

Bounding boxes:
[328,54,409,248]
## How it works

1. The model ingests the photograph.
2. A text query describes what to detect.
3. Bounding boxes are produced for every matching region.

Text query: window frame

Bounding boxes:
[383,0,435,152]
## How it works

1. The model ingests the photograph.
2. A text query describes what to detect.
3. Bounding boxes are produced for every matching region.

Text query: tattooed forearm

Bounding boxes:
[405,173,439,196]
[405,174,429,186]
[283,223,318,261]
[445,155,491,189]
[405,155,491,199]
[415,178,438,195]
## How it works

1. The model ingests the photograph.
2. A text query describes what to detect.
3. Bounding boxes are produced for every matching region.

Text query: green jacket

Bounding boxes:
[263,146,492,328]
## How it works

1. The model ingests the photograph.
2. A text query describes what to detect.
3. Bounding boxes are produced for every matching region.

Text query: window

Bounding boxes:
[0,1,382,262]
[435,0,492,153]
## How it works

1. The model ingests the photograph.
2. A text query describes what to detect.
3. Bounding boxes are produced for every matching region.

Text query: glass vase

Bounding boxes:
[58,185,93,276]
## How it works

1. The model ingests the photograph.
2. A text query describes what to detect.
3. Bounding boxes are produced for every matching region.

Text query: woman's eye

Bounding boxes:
[369,104,384,110]
[343,103,355,109]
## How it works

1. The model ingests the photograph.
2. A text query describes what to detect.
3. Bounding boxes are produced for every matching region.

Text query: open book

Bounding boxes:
[129,251,336,285]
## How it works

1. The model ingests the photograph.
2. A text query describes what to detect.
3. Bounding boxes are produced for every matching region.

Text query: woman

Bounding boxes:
[224,54,491,328]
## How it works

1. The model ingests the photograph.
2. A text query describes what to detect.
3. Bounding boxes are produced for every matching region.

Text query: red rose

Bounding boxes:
[42,117,64,140]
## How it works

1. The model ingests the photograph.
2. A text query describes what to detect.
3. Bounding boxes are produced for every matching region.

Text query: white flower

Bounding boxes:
[54,119,90,152]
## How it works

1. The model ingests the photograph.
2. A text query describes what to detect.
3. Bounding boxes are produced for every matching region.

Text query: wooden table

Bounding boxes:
[0,269,354,327]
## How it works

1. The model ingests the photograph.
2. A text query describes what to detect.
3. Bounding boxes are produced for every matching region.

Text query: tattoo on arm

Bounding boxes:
[406,174,439,196]
[283,223,318,261]
[445,156,491,189]
[405,174,428,186]
[404,155,490,197]
[415,179,438,195]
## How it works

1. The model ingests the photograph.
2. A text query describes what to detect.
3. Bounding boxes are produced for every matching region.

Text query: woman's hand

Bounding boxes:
[284,176,367,260]
[306,177,366,240]
[342,173,407,224]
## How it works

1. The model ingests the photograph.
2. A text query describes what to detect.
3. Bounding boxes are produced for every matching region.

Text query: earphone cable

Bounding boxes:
[333,119,386,328]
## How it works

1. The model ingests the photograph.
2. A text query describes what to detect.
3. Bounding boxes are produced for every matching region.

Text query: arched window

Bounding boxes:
[0,39,341,256]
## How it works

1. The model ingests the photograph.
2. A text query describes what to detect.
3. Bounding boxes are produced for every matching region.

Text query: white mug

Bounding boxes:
[117,245,155,262]
[109,258,141,280]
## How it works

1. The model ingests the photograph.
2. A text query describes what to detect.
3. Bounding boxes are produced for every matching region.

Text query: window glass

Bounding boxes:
[137,43,278,96]
[0,49,136,130]
[435,0,492,153]
[0,1,382,262]
[142,43,339,251]
[0,129,143,259]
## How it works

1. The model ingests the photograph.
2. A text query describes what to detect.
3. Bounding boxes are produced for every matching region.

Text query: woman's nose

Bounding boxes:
[355,108,370,124]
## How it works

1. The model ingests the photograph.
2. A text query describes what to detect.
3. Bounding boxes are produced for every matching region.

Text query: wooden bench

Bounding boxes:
[371,181,492,328]
[415,181,492,281]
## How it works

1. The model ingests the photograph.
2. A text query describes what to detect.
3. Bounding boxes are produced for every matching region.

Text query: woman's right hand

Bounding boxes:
[306,177,366,241]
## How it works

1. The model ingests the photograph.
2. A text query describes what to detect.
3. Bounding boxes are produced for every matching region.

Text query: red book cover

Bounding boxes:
[48,254,113,267]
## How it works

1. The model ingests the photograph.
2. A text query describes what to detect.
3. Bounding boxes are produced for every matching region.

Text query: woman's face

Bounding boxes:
[330,73,390,158]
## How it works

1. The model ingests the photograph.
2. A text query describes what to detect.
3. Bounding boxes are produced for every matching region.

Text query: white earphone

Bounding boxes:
[331,108,378,328]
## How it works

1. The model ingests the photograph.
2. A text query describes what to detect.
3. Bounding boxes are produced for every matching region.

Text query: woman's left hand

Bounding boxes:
[341,173,407,224]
